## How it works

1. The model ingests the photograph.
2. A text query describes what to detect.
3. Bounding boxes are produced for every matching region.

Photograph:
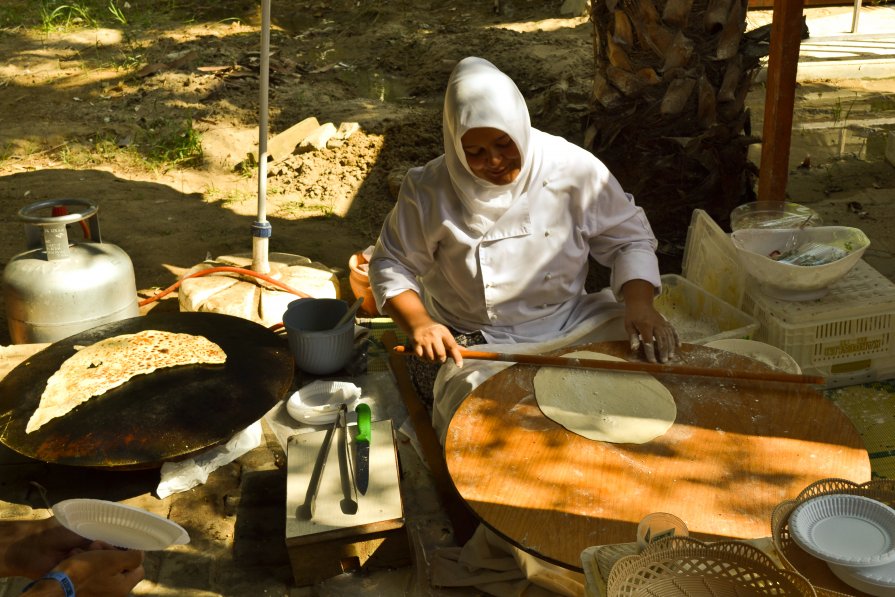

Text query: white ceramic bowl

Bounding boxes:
[705,339,801,374]
[730,226,870,301]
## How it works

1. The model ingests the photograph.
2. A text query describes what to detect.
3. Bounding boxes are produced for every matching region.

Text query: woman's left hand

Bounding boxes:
[621,280,681,363]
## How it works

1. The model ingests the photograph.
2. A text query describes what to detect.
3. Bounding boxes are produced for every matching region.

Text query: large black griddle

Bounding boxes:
[0,312,294,468]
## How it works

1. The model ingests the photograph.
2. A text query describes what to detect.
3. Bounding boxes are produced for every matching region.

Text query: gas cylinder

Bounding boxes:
[2,198,139,344]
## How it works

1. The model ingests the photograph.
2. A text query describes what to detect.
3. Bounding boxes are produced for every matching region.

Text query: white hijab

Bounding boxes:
[443,57,536,232]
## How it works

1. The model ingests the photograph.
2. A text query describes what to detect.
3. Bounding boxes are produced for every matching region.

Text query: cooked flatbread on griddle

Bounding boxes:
[26,330,227,434]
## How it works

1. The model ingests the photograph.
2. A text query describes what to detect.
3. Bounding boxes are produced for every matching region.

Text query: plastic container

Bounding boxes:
[730,226,870,301]
[348,250,380,317]
[705,339,801,374]
[283,298,356,375]
[730,201,822,232]
[655,274,758,344]
[682,209,747,309]
[741,259,895,388]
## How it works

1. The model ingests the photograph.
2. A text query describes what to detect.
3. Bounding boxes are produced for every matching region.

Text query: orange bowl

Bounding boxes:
[348,251,380,317]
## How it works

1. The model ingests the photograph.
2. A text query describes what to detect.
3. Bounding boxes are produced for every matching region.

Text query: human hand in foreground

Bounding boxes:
[384,290,464,366]
[25,545,145,597]
[1,518,144,597]
[622,280,681,363]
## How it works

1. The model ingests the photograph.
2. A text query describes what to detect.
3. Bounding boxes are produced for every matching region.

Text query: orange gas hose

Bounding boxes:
[137,266,313,308]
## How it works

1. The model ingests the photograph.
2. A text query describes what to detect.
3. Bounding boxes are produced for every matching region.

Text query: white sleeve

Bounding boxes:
[585,166,661,299]
[368,173,435,312]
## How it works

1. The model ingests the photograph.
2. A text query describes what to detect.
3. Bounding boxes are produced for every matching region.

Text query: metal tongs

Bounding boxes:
[302,404,358,519]
[303,413,339,519]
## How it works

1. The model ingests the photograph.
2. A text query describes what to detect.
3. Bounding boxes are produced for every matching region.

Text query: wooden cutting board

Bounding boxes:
[444,341,871,571]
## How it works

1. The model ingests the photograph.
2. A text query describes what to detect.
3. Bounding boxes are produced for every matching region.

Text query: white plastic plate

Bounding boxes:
[285,380,361,425]
[53,499,190,551]
[790,494,895,567]
[828,559,895,597]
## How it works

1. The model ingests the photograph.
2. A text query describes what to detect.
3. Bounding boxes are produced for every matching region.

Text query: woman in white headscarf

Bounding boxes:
[370,57,679,595]
[370,56,678,415]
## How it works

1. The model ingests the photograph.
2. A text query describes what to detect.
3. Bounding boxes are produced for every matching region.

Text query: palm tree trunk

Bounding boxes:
[586,0,764,271]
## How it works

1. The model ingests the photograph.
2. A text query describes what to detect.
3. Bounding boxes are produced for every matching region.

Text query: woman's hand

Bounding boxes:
[410,321,462,364]
[383,290,464,366]
[621,279,680,363]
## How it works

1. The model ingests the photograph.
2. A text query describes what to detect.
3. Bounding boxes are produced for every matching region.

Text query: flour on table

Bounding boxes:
[533,350,677,444]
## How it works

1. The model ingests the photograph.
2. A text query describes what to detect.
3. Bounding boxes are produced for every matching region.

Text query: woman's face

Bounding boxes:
[460,127,521,185]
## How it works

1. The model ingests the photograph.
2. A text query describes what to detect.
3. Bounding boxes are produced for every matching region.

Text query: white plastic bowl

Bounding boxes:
[730,226,870,301]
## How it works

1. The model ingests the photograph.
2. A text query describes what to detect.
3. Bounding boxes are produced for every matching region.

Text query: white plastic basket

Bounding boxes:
[741,260,895,388]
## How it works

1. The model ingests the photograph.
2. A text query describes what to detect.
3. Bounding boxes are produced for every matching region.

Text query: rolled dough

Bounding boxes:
[533,350,677,444]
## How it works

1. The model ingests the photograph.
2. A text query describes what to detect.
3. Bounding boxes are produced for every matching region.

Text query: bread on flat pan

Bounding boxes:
[26,330,227,434]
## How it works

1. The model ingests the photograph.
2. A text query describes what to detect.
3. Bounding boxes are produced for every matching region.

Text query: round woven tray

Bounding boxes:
[607,536,816,596]
[771,477,895,597]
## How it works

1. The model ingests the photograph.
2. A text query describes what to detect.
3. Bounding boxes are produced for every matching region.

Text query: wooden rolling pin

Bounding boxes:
[392,345,825,385]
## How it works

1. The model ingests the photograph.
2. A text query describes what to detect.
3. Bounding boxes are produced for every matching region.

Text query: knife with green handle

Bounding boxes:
[354,403,371,495]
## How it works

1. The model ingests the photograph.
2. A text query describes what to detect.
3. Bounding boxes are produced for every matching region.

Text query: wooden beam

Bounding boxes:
[758,0,807,202]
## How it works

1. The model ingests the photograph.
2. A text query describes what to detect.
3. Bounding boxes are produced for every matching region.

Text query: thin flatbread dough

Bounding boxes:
[26,330,227,434]
[533,350,676,444]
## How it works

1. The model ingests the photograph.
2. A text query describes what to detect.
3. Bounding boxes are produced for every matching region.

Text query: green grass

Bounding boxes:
[143,119,203,168]
[1,0,252,30]
[40,1,99,32]
[205,186,252,207]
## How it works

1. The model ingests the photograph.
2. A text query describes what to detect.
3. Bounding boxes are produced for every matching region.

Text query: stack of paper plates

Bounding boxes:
[790,494,895,596]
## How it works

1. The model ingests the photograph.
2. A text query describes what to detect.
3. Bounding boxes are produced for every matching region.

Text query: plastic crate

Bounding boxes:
[741,259,895,388]
[656,274,758,344]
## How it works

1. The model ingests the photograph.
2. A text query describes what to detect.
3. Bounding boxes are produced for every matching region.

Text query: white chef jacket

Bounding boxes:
[370,130,660,344]
[369,56,661,345]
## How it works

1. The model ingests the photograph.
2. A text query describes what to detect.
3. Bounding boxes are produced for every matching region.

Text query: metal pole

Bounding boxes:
[851,0,862,34]
[252,0,272,274]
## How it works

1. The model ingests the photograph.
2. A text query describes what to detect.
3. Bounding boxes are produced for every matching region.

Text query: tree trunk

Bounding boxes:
[586,0,766,276]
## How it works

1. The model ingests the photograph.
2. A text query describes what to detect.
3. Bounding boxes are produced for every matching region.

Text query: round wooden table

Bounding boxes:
[444,341,871,571]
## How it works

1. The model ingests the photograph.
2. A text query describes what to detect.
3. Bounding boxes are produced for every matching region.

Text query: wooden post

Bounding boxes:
[757,0,806,202]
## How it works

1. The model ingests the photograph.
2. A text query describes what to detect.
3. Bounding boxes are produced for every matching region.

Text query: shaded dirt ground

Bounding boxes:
[0,0,600,347]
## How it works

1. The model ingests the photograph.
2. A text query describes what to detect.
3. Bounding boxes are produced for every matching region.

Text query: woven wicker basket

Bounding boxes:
[771,477,895,597]
[607,536,816,596]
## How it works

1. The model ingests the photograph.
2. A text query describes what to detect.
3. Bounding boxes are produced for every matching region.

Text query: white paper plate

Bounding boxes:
[790,494,895,567]
[828,560,895,597]
[285,380,361,425]
[53,499,190,551]
[705,339,801,374]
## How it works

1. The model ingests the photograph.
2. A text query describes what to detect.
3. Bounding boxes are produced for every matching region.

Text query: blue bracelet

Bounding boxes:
[21,571,75,597]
